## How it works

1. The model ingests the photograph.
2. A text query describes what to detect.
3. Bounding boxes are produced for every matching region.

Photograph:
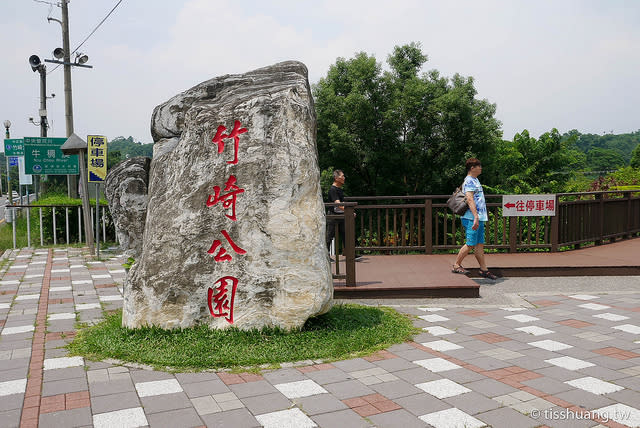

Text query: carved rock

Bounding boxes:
[124,61,332,330]
[104,157,151,258]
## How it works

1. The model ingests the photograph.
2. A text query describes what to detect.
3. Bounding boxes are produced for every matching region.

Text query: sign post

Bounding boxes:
[87,135,107,259]
[60,134,94,255]
[4,138,24,205]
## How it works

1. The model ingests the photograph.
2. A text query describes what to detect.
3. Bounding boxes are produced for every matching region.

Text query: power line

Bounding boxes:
[72,0,124,56]
[45,0,125,75]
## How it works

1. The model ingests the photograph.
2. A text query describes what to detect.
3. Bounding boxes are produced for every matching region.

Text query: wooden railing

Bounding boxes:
[342,191,640,254]
[325,202,357,286]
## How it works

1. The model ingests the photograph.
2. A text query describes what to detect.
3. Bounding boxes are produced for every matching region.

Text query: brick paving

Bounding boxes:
[0,248,639,427]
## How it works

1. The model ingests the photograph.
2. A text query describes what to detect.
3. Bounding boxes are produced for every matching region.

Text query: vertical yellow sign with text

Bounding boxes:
[87,135,107,182]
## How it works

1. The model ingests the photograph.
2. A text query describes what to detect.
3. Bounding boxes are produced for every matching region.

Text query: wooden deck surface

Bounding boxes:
[333,237,640,298]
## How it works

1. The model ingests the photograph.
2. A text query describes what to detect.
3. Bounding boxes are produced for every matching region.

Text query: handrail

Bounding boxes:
[333,191,640,255]
[324,202,357,286]
[345,190,640,201]
[8,203,109,208]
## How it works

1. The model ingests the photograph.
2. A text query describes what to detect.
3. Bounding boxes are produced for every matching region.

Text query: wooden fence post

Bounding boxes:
[551,195,559,252]
[596,193,604,245]
[343,203,356,287]
[509,217,517,253]
[424,199,432,254]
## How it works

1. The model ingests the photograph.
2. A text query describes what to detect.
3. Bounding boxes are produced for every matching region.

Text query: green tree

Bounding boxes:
[107,150,122,169]
[567,129,640,164]
[108,136,153,164]
[485,129,586,193]
[630,143,640,169]
[314,43,502,197]
[587,147,625,172]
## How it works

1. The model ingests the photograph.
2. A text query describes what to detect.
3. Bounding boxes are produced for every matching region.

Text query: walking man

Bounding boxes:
[452,158,497,280]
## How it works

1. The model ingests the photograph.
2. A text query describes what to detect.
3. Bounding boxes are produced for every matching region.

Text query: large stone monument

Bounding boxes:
[113,61,333,330]
[104,157,151,259]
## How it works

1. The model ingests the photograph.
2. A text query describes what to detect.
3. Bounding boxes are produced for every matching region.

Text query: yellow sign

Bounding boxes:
[87,135,107,182]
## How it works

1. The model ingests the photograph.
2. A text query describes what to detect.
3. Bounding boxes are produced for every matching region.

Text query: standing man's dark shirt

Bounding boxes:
[328,185,345,214]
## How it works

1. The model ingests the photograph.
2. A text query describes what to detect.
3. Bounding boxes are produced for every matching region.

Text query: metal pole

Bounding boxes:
[4,124,8,199]
[65,207,69,244]
[78,150,94,254]
[27,207,31,248]
[78,206,82,243]
[39,208,44,246]
[6,157,10,205]
[53,207,57,246]
[39,65,48,138]
[61,0,78,198]
[12,208,16,249]
[95,183,100,258]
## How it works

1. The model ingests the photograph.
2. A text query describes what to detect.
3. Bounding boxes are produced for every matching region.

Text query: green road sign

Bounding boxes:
[24,137,79,175]
[4,138,24,156]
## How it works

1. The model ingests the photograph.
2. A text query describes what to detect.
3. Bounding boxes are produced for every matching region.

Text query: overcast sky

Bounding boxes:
[1,0,638,146]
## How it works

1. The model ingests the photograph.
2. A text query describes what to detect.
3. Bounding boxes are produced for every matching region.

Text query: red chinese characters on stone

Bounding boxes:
[207,230,247,262]
[212,120,247,165]
[207,276,238,324]
[206,175,245,221]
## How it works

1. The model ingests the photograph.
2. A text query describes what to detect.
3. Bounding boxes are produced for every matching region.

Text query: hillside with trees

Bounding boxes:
[314,43,640,197]
[107,136,153,169]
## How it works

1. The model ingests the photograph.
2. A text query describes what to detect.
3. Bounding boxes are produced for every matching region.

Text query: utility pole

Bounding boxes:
[36,63,46,202]
[38,67,48,138]
[61,0,78,198]
[3,120,9,199]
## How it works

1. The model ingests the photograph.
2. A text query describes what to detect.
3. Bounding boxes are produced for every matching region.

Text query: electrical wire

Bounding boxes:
[45,0,125,75]
[72,0,124,56]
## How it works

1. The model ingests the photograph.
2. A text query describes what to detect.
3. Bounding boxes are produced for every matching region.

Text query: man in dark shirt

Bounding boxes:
[326,170,362,260]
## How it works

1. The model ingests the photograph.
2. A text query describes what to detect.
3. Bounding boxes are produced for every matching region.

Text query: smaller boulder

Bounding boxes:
[104,157,151,258]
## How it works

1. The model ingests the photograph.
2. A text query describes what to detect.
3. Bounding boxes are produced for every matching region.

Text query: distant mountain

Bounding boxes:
[563,129,640,164]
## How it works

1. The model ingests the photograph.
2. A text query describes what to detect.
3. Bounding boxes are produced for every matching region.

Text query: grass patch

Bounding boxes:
[67,304,418,371]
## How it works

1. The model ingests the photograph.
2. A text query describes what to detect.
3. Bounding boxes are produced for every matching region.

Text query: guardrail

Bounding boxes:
[4,203,115,249]
[344,190,640,253]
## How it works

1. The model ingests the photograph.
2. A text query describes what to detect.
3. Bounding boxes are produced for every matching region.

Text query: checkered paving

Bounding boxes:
[0,247,639,427]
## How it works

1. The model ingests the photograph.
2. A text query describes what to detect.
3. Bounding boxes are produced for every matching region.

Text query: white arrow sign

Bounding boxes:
[502,194,556,217]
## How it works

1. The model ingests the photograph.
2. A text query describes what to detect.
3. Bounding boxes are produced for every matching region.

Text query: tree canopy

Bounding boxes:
[314,43,502,197]
[483,129,586,194]
[314,44,639,198]
[107,136,153,169]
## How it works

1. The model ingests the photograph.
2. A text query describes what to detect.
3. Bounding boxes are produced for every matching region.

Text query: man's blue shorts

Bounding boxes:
[461,218,485,246]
